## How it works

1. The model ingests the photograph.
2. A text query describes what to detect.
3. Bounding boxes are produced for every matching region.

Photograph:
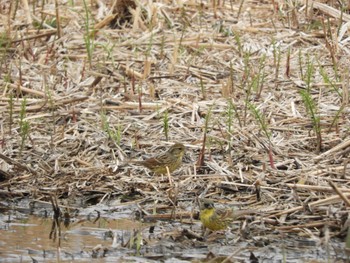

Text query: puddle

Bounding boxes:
[0,202,208,262]
[0,212,143,262]
[0,204,348,262]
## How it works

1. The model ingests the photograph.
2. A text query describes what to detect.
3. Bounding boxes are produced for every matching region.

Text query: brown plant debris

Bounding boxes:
[110,0,137,28]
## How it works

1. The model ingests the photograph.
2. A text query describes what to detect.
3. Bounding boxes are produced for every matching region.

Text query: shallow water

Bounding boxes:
[0,211,142,262]
[0,204,348,263]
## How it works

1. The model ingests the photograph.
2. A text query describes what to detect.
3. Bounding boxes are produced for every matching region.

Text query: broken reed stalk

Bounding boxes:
[328,180,350,207]
[163,109,169,141]
[321,17,337,69]
[8,93,13,135]
[54,0,61,38]
[82,0,94,68]
[197,106,212,168]
[49,194,62,247]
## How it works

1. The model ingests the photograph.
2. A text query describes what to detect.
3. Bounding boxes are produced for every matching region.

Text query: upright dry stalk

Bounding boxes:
[22,0,32,24]
[8,93,13,135]
[163,110,169,141]
[169,43,179,75]
[197,106,212,168]
[55,0,62,38]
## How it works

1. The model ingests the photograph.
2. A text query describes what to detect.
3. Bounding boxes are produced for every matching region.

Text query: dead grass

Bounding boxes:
[0,0,350,256]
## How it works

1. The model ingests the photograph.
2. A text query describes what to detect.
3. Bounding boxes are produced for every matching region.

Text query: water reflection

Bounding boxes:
[0,211,143,262]
[0,209,347,262]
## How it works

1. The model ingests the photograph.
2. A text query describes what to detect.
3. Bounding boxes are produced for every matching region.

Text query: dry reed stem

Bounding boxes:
[21,0,32,24]
[298,0,350,22]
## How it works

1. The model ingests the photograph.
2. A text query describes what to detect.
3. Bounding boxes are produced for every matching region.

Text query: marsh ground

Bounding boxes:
[0,0,350,262]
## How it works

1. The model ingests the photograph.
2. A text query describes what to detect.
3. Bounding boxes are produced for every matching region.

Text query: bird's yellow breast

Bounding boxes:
[200,208,227,231]
[200,208,214,224]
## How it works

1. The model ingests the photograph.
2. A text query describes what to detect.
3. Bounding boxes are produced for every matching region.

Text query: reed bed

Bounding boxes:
[0,0,349,260]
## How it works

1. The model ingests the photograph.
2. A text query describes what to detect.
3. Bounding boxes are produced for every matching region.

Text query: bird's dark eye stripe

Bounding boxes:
[204,202,213,208]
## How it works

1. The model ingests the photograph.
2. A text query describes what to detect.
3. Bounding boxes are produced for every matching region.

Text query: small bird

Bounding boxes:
[199,199,255,231]
[130,143,185,175]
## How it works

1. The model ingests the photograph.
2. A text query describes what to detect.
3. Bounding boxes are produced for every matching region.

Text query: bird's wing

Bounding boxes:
[216,208,234,220]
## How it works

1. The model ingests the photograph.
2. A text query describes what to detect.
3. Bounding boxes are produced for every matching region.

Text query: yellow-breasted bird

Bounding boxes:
[199,199,255,231]
[130,143,185,175]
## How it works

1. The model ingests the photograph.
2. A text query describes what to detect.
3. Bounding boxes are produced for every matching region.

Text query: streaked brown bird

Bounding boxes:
[130,143,185,175]
[199,199,255,231]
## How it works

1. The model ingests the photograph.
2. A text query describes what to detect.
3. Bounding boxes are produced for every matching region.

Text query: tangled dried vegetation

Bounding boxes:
[0,0,350,252]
